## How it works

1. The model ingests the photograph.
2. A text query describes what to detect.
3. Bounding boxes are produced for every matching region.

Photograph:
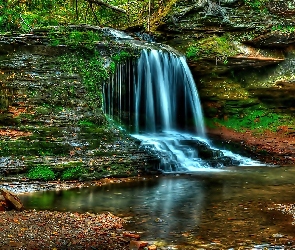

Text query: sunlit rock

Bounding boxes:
[0,189,24,211]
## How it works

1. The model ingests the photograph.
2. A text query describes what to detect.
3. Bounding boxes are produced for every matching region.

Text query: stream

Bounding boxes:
[20,166,295,249]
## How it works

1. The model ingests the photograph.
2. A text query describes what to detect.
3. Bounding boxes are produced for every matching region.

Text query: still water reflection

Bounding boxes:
[20,166,295,248]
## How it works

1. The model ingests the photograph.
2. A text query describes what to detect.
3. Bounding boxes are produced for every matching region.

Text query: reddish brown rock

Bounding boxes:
[0,200,9,211]
[0,195,5,202]
[129,240,148,250]
[148,245,157,250]
[123,232,141,240]
[0,189,24,211]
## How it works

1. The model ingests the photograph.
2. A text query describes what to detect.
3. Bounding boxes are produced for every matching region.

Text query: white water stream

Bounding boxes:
[104,49,262,172]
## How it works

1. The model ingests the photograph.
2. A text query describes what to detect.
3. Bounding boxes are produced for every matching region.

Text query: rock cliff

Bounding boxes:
[154,0,295,164]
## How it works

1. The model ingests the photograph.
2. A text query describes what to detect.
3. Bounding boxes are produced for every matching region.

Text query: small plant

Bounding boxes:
[61,166,87,180]
[27,165,56,181]
[49,29,102,49]
[111,51,133,63]
[271,25,295,34]
[109,61,116,74]
[186,46,199,59]
[244,0,270,10]
[78,119,96,127]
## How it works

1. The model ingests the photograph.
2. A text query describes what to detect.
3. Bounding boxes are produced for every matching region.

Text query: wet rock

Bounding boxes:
[0,189,24,211]
[268,1,295,16]
[155,217,164,223]
[244,32,295,48]
[0,198,9,211]
[129,240,148,250]
[124,232,141,240]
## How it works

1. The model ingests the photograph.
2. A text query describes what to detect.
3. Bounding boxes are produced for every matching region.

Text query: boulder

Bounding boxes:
[129,240,148,250]
[123,232,141,240]
[0,189,24,211]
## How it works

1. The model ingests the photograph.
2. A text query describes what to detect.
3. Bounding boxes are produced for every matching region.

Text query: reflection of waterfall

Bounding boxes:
[103,49,262,172]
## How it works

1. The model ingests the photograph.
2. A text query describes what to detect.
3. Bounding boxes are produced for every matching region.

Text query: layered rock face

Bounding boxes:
[0,32,158,182]
[155,0,295,163]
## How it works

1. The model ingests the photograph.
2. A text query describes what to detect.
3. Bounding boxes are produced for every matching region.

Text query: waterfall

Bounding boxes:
[103,49,262,172]
[135,49,205,136]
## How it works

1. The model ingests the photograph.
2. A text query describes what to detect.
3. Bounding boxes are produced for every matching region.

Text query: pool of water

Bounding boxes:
[19,166,295,249]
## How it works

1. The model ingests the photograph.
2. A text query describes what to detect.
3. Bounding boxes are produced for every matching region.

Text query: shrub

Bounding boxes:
[27,165,55,181]
[61,166,87,180]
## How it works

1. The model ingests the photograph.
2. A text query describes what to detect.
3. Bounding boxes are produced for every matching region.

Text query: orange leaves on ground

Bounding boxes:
[0,129,32,139]
[8,105,34,118]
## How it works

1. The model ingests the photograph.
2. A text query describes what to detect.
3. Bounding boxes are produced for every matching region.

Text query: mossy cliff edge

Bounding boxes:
[0,27,160,182]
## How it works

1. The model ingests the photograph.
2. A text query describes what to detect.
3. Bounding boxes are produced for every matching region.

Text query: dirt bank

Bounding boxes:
[207,126,295,165]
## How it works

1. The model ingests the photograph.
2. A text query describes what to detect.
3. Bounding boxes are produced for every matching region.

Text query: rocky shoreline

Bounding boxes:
[0,209,158,250]
[0,179,162,250]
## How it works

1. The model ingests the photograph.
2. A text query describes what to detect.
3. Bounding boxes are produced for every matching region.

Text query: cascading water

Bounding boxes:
[103,49,262,172]
[135,49,205,136]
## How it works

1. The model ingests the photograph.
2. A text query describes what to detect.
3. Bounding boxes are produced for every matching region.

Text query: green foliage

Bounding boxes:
[58,47,135,104]
[0,0,177,33]
[58,49,109,123]
[61,166,87,180]
[109,61,116,74]
[27,165,56,181]
[109,50,135,73]
[244,0,270,10]
[0,3,22,31]
[80,51,109,92]
[112,51,132,63]
[78,119,96,127]
[186,46,200,59]
[0,0,153,32]
[0,0,71,32]
[49,29,102,49]
[271,25,295,34]
[67,30,102,49]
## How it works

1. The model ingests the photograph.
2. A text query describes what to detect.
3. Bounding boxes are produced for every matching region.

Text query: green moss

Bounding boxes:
[78,119,96,127]
[27,165,56,181]
[200,79,249,100]
[49,29,103,50]
[212,106,295,132]
[61,166,88,180]
[186,35,238,61]
[186,46,200,60]
[58,50,108,125]
[271,25,295,34]
[0,140,70,157]
[35,106,52,115]
[244,0,270,10]
[111,51,133,63]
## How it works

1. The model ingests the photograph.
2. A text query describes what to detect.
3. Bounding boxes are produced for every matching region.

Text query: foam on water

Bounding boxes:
[132,131,263,172]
